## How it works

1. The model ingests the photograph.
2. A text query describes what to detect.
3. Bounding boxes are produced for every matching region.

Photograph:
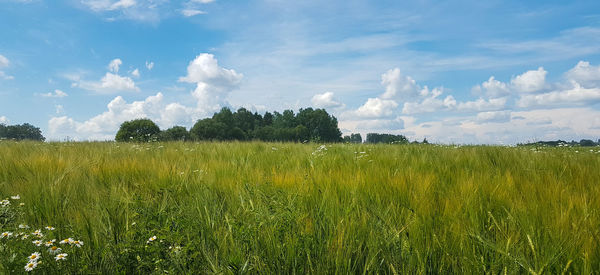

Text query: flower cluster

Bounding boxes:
[0,195,84,272]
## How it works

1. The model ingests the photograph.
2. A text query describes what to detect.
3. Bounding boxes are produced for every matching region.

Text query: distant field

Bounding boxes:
[1,141,599,274]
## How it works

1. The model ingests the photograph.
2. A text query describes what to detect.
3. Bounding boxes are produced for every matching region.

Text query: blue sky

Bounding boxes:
[1,0,600,143]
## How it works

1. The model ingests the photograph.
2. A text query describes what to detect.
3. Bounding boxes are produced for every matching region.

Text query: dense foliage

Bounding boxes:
[342,133,362,143]
[115,119,161,142]
[116,107,343,142]
[1,142,599,273]
[0,123,45,141]
[365,133,408,144]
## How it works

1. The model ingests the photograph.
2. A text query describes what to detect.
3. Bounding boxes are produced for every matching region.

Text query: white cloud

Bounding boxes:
[182,9,206,17]
[131,68,140,77]
[517,82,600,108]
[473,76,510,98]
[0,116,9,124]
[456,97,507,112]
[48,93,196,140]
[402,87,456,115]
[354,98,398,118]
[311,92,345,109]
[55,105,65,114]
[73,59,139,93]
[108,58,122,73]
[380,68,419,99]
[190,0,214,3]
[511,67,547,93]
[100,72,138,91]
[0,54,13,80]
[82,0,137,12]
[475,110,511,123]
[0,71,14,80]
[39,89,68,98]
[179,53,243,114]
[565,61,600,88]
[145,61,154,70]
[0,54,9,68]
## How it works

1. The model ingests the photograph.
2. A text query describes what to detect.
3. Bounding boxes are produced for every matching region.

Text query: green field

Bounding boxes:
[1,141,599,274]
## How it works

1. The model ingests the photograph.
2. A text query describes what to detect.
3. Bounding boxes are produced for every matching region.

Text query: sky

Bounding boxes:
[1,0,600,144]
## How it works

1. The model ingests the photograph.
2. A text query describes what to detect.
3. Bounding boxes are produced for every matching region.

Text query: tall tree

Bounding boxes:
[115,119,161,142]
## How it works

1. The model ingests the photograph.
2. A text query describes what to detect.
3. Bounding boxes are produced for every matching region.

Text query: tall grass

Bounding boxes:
[0,141,599,273]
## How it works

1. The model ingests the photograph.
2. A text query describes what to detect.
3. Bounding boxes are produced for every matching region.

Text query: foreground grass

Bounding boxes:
[0,141,599,274]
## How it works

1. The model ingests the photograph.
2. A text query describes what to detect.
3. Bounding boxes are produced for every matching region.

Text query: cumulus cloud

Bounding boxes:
[49,53,246,140]
[354,98,398,118]
[0,116,9,124]
[73,59,139,93]
[39,89,68,98]
[516,82,600,108]
[380,68,419,99]
[108,58,122,73]
[311,92,345,109]
[48,93,196,140]
[179,53,243,114]
[402,87,456,115]
[565,61,600,88]
[472,76,510,98]
[145,61,154,70]
[131,68,140,77]
[511,67,547,93]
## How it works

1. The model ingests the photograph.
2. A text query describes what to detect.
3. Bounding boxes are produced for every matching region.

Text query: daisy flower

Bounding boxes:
[24,261,38,272]
[147,236,157,243]
[1,232,12,239]
[45,239,56,247]
[19,203,25,206]
[28,252,41,262]
[59,238,74,245]
[19,224,30,229]
[45,226,55,231]
[11,195,20,200]
[32,240,43,246]
[1,199,9,207]
[55,253,67,261]
[21,234,29,240]
[32,230,43,238]
[72,240,84,247]
[48,246,61,254]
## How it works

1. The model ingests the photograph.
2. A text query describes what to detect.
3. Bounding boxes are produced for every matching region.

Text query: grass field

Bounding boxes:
[1,141,599,274]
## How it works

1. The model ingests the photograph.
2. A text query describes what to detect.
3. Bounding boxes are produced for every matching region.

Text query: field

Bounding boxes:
[1,141,599,274]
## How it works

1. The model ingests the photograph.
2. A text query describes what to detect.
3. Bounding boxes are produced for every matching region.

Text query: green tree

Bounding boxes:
[115,119,161,142]
[159,126,191,141]
[190,118,227,141]
[0,123,45,141]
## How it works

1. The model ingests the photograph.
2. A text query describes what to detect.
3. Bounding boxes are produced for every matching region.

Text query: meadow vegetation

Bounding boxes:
[1,141,599,274]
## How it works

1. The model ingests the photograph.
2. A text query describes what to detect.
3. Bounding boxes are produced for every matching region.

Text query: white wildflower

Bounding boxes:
[55,253,67,261]
[24,261,38,271]
[28,252,41,262]
[48,246,61,254]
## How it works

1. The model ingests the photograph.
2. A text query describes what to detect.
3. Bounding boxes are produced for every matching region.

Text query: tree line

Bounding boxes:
[115,107,424,144]
[0,123,45,141]
[116,107,344,142]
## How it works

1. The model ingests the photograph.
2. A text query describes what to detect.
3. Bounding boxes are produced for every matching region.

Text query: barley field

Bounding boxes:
[1,141,599,274]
